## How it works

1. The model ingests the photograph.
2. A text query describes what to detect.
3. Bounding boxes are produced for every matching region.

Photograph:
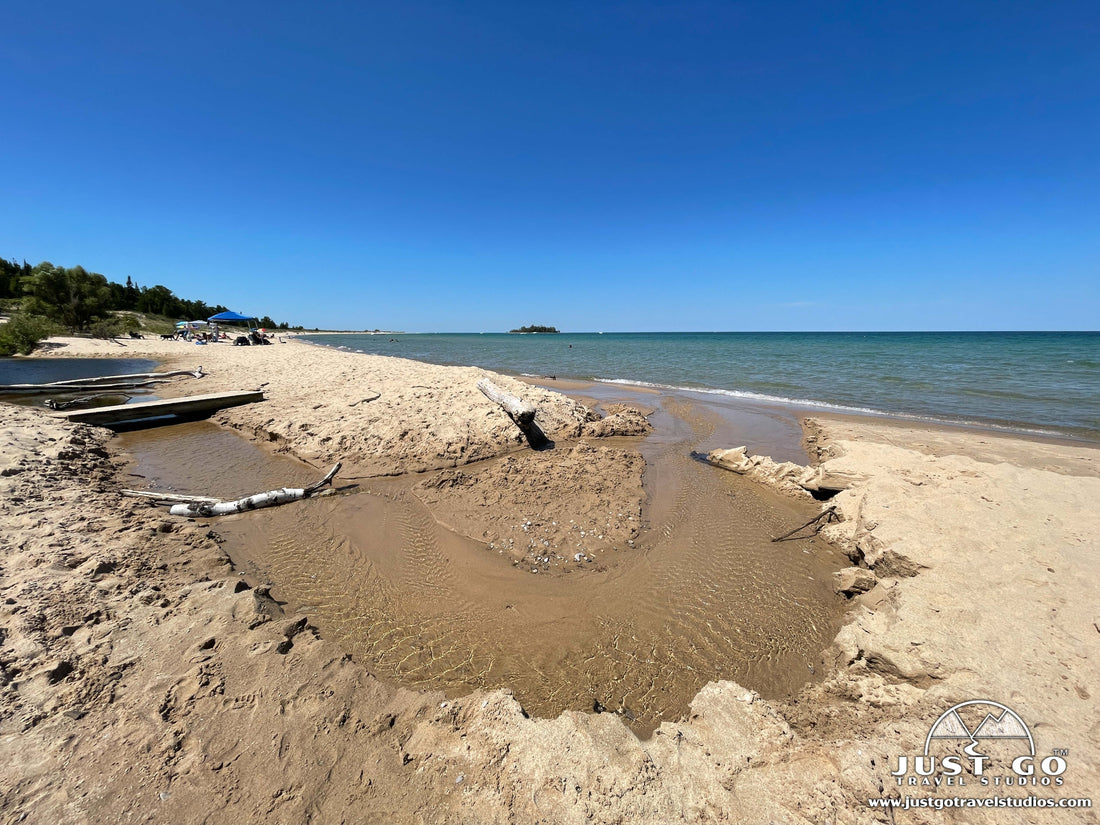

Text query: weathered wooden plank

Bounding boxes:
[54,390,264,425]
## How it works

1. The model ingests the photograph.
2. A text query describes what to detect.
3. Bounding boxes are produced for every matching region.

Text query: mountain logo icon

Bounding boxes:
[924,700,1034,756]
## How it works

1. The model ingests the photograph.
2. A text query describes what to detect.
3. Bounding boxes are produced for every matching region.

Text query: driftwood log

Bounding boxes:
[122,463,340,516]
[166,462,342,517]
[57,367,205,385]
[2,367,205,394]
[477,378,536,425]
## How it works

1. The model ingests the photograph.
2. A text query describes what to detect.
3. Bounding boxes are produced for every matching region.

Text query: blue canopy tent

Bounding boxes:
[207,311,256,324]
[207,311,267,344]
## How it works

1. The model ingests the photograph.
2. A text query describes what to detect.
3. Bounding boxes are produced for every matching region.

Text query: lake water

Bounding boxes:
[302,331,1100,442]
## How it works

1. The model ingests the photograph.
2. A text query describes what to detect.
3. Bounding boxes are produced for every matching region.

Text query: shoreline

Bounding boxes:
[295,331,1100,447]
[18,332,1099,449]
[2,335,1098,822]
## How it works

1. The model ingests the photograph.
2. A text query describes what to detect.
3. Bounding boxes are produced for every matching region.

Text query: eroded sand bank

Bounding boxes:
[2,336,1098,823]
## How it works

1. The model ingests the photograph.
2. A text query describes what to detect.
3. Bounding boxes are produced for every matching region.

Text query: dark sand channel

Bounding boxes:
[117,394,847,736]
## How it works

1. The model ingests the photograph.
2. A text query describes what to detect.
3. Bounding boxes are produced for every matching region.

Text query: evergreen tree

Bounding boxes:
[124,276,139,309]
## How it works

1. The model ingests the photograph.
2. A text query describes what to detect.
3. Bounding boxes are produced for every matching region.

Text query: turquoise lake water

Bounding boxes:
[301,332,1100,442]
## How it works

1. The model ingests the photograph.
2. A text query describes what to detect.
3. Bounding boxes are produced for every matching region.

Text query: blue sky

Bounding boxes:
[2,1,1097,331]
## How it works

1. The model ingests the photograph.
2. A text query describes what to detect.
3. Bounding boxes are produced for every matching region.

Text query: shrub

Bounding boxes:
[0,313,59,356]
[89,317,126,339]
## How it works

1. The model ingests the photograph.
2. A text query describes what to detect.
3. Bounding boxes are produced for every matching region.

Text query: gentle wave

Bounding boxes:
[592,378,1068,438]
[595,377,894,412]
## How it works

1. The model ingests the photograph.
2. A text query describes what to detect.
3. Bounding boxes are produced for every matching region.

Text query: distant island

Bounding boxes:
[508,325,560,334]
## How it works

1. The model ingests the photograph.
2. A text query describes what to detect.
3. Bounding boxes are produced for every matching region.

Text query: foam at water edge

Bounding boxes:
[593,378,1066,439]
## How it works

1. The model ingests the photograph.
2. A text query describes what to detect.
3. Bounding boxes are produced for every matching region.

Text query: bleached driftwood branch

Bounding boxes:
[477,378,536,425]
[2,367,206,394]
[56,367,206,386]
[124,463,341,517]
[167,462,342,517]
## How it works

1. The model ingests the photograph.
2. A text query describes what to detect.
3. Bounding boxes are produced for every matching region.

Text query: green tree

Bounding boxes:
[124,276,139,309]
[135,284,179,317]
[0,313,59,356]
[1,256,302,331]
[22,263,113,332]
[0,257,25,300]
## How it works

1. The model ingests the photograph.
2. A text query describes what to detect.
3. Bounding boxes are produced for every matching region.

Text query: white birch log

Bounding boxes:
[164,462,341,517]
[477,378,536,424]
[170,487,312,516]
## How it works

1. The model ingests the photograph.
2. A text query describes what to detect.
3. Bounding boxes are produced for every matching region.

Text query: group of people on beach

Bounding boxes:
[170,325,277,345]
[174,330,225,343]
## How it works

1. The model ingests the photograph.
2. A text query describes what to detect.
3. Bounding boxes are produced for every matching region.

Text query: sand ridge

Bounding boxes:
[26,335,651,477]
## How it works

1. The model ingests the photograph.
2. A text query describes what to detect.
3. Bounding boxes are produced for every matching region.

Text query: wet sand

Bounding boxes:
[116,390,847,736]
[527,376,813,465]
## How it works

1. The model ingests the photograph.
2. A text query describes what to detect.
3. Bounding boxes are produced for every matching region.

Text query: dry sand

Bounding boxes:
[26,335,648,477]
[1,335,1097,823]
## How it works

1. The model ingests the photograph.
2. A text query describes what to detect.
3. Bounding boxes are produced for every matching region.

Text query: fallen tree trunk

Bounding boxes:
[1,367,205,394]
[477,378,536,425]
[50,367,205,386]
[167,462,341,517]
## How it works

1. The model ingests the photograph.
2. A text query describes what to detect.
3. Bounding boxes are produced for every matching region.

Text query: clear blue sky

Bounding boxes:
[2,1,1097,331]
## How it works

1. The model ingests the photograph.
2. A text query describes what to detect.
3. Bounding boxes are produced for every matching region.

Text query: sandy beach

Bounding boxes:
[1,335,1098,823]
